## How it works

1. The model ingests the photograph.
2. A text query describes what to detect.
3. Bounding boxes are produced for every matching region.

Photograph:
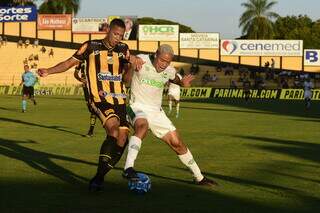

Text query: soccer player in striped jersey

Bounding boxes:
[38,18,143,191]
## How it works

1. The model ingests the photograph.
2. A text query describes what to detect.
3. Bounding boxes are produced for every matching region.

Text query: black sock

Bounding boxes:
[88,114,96,133]
[93,135,117,184]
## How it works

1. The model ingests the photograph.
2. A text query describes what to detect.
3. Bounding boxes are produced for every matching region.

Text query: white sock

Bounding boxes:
[178,149,204,182]
[169,100,172,112]
[124,136,142,170]
[176,103,180,115]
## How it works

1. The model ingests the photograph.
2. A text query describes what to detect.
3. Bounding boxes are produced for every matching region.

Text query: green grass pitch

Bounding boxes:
[1,95,319,212]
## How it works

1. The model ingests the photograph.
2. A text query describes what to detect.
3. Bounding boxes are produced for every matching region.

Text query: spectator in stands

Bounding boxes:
[33,54,39,61]
[216,65,222,72]
[17,39,23,48]
[201,70,211,86]
[280,77,289,89]
[225,65,234,76]
[49,48,54,58]
[33,39,39,48]
[243,79,251,102]
[40,46,46,54]
[211,74,217,82]
[24,39,30,48]
[230,79,237,89]
[28,54,34,62]
[23,58,28,65]
[190,63,199,75]
[123,17,138,40]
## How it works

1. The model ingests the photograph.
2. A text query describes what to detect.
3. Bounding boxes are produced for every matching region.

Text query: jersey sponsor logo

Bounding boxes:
[97,71,122,81]
[98,90,126,98]
[140,78,164,88]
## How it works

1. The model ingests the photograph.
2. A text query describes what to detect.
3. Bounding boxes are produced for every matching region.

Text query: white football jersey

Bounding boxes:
[130,54,176,108]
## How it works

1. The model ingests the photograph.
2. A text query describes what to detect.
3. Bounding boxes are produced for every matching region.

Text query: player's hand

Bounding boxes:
[181,74,195,87]
[80,78,87,84]
[134,56,144,71]
[37,68,49,77]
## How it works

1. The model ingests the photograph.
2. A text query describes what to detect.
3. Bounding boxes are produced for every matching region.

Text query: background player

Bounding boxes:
[74,62,97,137]
[303,77,314,109]
[168,71,182,118]
[20,64,37,113]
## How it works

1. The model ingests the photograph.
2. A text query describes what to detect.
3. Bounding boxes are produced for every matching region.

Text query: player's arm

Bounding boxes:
[73,68,81,82]
[38,57,79,77]
[38,42,88,77]
[170,74,195,87]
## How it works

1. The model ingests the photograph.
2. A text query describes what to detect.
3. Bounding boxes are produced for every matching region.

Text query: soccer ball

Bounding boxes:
[128,173,151,194]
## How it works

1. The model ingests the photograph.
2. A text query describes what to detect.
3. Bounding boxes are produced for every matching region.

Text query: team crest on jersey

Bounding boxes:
[107,56,114,64]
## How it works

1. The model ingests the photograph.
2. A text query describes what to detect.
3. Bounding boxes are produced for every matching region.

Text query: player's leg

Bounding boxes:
[175,99,180,118]
[89,103,128,190]
[123,118,148,179]
[161,130,217,186]
[86,113,97,137]
[168,95,173,114]
[21,86,28,112]
[123,105,149,179]
[30,86,36,105]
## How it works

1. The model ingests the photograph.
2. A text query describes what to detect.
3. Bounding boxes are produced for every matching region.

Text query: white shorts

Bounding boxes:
[127,103,176,138]
[168,89,180,101]
[304,90,312,99]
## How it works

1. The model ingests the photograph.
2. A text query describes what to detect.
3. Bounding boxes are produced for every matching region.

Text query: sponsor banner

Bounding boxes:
[0,6,37,22]
[38,14,72,30]
[72,18,108,33]
[107,15,138,40]
[280,89,320,100]
[0,86,84,96]
[180,33,219,49]
[304,49,320,66]
[211,88,280,99]
[221,40,303,56]
[139,25,179,41]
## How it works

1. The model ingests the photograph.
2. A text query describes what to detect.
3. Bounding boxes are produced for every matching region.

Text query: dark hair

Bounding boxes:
[109,18,125,29]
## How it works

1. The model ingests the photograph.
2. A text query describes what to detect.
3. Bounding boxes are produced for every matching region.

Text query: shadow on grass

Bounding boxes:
[231,134,320,164]
[0,138,96,185]
[0,117,83,136]
[0,176,294,213]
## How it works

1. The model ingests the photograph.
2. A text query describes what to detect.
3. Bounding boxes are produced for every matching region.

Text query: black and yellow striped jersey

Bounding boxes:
[72,39,129,105]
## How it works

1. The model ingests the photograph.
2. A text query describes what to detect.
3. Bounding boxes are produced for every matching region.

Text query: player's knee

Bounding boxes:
[105,124,119,138]
[169,138,186,154]
[134,119,148,138]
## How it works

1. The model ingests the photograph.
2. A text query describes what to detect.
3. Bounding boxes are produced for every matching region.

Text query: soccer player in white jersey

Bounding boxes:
[123,44,217,186]
[303,78,314,109]
[168,72,182,118]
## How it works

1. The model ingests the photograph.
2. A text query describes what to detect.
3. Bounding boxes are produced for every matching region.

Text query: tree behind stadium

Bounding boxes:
[38,0,80,15]
[239,0,279,39]
[138,17,194,33]
[0,0,36,6]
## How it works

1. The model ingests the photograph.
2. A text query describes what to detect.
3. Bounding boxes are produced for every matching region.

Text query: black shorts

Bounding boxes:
[22,85,34,98]
[91,102,129,129]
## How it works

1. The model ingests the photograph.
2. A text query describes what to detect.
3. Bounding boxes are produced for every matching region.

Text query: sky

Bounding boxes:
[73,0,320,39]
